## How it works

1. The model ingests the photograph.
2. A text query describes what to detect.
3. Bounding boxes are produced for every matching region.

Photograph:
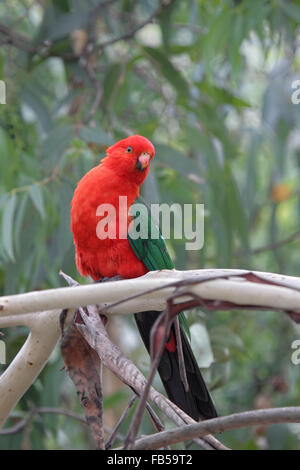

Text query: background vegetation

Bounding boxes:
[0,0,300,450]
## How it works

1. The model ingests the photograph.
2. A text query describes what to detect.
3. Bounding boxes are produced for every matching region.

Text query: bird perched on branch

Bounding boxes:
[70,135,217,420]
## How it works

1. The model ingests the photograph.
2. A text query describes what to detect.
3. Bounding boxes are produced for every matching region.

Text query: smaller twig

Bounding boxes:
[96,0,174,50]
[105,395,137,449]
[5,163,61,198]
[145,402,165,433]
[59,270,80,287]
[59,272,80,333]
[0,409,36,435]
[80,81,103,126]
[238,230,300,257]
[173,315,189,393]
[94,0,118,8]
[0,407,85,436]
[0,405,125,441]
[123,307,171,450]
[84,0,118,55]
[173,22,207,33]
[0,23,37,53]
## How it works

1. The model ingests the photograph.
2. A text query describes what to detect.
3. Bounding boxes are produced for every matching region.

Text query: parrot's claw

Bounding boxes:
[96,275,123,283]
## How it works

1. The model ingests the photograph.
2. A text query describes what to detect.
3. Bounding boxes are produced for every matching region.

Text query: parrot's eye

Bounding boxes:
[126,146,132,153]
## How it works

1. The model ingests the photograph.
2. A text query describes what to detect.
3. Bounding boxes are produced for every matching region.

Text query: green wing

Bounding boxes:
[128,198,190,340]
[128,198,174,271]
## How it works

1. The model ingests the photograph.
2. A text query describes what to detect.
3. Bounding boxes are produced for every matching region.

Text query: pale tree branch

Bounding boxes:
[1,268,300,431]
[0,309,70,428]
[132,407,300,450]
[1,269,300,320]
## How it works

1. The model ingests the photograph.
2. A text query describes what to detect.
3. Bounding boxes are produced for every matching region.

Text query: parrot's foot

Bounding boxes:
[96,275,123,283]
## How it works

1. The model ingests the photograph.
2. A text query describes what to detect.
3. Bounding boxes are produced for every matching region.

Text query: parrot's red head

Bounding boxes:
[103,135,155,184]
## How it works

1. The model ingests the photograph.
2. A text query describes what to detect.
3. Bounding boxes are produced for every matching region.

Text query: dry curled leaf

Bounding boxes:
[61,315,104,449]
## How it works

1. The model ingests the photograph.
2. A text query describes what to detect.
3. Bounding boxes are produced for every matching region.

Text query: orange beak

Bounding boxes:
[136,152,151,171]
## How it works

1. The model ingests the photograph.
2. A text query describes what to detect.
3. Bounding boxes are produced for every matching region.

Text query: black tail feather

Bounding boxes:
[134,311,217,421]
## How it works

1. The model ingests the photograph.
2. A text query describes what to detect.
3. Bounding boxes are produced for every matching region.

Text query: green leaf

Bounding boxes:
[39,358,64,433]
[78,126,114,146]
[103,390,128,409]
[191,104,236,159]
[14,194,28,255]
[38,3,90,41]
[21,86,53,134]
[203,9,232,82]
[229,13,245,82]
[279,1,300,23]
[244,132,260,218]
[0,193,8,211]
[101,63,123,110]
[224,168,249,252]
[53,0,71,13]
[155,144,201,180]
[141,168,161,204]
[159,0,179,51]
[54,183,74,257]
[41,124,73,169]
[142,46,189,98]
[197,82,251,108]
[2,193,17,262]
[210,325,246,354]
[0,128,17,188]
[29,185,45,219]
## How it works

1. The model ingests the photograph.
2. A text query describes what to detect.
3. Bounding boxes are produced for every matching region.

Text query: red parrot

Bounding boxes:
[70,135,217,420]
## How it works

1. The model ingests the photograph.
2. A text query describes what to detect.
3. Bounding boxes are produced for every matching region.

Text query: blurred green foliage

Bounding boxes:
[0,0,300,450]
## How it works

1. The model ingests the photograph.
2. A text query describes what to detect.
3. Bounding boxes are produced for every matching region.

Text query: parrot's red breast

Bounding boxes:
[70,135,155,281]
